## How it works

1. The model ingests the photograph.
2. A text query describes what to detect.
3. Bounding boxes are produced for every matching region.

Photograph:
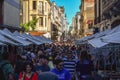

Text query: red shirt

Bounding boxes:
[18,72,38,80]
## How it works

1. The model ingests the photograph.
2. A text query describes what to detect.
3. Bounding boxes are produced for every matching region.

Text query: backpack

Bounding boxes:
[0,62,9,80]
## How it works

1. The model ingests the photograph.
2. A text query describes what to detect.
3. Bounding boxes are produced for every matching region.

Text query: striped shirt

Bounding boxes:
[63,58,76,75]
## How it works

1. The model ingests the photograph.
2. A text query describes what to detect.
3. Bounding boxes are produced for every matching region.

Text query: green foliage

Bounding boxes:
[20,23,29,32]
[30,17,38,31]
[20,17,38,32]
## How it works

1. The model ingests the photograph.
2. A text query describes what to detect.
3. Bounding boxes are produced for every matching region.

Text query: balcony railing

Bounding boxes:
[102,0,118,11]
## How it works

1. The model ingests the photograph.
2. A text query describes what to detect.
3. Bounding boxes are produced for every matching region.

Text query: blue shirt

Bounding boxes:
[51,68,71,80]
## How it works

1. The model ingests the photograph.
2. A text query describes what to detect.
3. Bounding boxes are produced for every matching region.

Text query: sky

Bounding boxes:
[50,0,81,26]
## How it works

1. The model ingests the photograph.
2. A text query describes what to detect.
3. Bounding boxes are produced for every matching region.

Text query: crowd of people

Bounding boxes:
[0,42,95,80]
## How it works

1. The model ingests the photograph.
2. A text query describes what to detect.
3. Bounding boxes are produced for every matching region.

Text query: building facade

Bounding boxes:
[59,7,69,41]
[71,17,75,39]
[20,0,51,37]
[71,12,81,39]
[51,1,67,41]
[80,0,94,37]
[94,0,120,31]
[0,0,21,31]
[51,1,61,40]
[75,12,81,39]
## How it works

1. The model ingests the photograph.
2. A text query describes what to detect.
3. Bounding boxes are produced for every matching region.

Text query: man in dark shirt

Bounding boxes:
[35,55,50,73]
[76,50,94,80]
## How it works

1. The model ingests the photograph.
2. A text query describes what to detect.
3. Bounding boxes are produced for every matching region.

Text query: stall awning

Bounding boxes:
[0,29,32,46]
[88,38,108,48]
[21,33,42,45]
[94,29,111,38]
[0,33,18,45]
[101,31,120,44]
[107,25,120,34]
[35,36,52,44]
[79,35,94,42]
[13,31,21,36]
[28,35,45,44]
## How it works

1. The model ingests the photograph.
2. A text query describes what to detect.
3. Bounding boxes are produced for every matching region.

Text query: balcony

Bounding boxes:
[102,0,118,12]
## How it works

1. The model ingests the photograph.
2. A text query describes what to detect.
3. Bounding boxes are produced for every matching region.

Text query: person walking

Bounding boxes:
[76,50,94,80]
[63,51,76,80]
[51,59,71,80]
[0,52,15,80]
[18,62,38,80]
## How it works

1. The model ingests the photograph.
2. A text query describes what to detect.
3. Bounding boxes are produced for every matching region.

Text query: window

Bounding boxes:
[45,2,47,12]
[38,1,43,14]
[33,1,36,10]
[39,17,43,26]
[45,17,47,27]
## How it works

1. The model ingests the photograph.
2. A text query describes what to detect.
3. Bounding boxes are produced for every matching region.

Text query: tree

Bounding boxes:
[29,17,38,31]
[20,17,38,32]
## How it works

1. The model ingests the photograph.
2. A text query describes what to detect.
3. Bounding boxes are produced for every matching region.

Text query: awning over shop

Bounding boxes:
[28,35,45,44]
[0,28,52,46]
[107,25,120,34]
[0,29,32,46]
[21,33,42,45]
[76,29,111,44]
[101,31,120,44]
[13,31,21,36]
[88,38,108,48]
[43,32,51,38]
[0,33,18,45]
[78,35,94,43]
[94,29,111,38]
[3,28,13,35]
[35,36,52,44]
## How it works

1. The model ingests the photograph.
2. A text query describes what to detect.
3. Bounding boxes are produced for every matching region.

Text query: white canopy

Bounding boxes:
[77,29,111,44]
[88,38,108,48]
[3,28,13,35]
[43,32,51,38]
[13,31,21,36]
[0,33,18,45]
[21,33,42,45]
[41,36,52,43]
[107,25,120,34]
[94,29,111,38]
[0,30,32,46]
[101,31,120,44]
[36,36,52,44]
[78,35,94,43]
[28,35,45,44]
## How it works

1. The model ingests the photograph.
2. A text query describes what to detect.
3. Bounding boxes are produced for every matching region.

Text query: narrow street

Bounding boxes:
[0,0,120,80]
